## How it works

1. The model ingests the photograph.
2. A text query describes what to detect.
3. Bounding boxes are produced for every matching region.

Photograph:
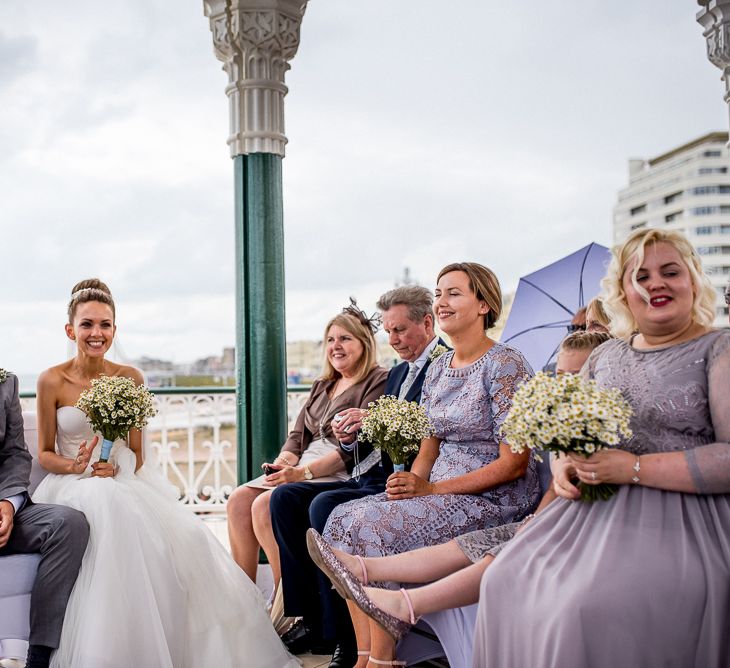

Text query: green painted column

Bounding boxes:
[233,154,288,482]
[204,0,308,483]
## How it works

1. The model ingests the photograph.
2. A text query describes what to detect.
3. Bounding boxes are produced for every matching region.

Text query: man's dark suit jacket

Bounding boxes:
[0,373,31,503]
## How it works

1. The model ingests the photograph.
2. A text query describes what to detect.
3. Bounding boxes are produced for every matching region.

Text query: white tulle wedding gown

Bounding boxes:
[33,406,298,668]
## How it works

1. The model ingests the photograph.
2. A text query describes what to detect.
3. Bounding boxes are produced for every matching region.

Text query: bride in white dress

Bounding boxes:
[32,278,298,668]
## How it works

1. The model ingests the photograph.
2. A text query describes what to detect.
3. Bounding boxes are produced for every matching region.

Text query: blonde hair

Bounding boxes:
[436,262,502,330]
[586,297,610,330]
[320,312,377,384]
[602,229,716,340]
[560,331,610,353]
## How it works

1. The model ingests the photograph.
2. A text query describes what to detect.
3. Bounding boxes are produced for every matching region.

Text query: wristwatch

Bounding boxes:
[303,465,314,480]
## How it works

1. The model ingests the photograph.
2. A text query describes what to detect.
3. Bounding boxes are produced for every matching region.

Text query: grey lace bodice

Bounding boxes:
[586,330,730,492]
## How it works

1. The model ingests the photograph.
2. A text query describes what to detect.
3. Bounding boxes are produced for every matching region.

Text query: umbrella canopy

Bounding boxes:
[500,242,612,372]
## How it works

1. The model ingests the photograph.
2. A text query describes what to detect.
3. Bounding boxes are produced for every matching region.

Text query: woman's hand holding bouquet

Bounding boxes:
[502,372,633,502]
[75,375,157,475]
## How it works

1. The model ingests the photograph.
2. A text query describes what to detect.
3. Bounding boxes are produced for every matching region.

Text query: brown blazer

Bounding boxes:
[281,366,388,469]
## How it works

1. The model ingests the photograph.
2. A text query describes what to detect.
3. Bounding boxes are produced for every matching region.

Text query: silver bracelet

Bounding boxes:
[518,513,535,528]
[631,456,641,484]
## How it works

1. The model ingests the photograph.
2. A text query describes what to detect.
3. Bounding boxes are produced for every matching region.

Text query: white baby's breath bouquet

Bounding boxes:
[360,395,434,471]
[502,371,633,502]
[0,369,8,384]
[75,376,157,462]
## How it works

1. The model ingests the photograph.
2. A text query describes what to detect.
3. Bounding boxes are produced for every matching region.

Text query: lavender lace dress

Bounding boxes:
[473,330,730,668]
[323,344,540,558]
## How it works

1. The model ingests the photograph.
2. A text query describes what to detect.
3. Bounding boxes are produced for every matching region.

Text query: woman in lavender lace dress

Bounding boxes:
[474,229,730,668]
[323,263,541,666]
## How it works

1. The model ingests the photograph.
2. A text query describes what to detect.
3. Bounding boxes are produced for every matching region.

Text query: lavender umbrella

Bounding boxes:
[500,243,611,372]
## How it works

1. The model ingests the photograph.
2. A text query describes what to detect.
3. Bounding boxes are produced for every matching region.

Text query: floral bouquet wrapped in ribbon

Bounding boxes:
[360,395,434,472]
[502,371,633,502]
[75,376,157,463]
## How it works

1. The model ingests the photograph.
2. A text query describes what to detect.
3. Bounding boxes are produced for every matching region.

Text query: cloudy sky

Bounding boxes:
[0,0,725,379]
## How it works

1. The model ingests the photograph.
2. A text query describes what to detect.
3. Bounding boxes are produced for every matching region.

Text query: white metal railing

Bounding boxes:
[20,387,311,515]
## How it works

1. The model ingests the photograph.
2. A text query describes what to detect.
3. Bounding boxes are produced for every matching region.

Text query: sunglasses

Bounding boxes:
[566,324,587,333]
[725,292,730,306]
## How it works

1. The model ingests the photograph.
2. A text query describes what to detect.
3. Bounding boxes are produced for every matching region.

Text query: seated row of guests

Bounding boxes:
[227,262,542,667]
[310,228,730,668]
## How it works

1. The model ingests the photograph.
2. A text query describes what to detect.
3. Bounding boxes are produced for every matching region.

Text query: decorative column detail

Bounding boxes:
[698,0,730,135]
[204,0,308,157]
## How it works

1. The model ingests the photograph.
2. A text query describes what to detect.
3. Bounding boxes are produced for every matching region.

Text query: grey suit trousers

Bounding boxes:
[0,501,89,648]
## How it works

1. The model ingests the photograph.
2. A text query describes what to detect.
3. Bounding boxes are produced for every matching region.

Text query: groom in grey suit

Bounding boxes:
[0,373,89,668]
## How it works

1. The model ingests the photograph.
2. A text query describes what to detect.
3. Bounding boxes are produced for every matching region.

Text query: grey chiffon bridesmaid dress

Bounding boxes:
[472,331,730,668]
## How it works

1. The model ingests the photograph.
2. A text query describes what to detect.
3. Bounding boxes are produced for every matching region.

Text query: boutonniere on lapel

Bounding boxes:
[0,369,8,384]
[428,344,449,362]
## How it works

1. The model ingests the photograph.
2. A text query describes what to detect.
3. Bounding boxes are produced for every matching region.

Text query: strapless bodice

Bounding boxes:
[56,406,125,462]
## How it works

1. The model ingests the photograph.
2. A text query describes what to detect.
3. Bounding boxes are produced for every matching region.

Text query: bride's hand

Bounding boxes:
[70,436,99,474]
[91,462,116,478]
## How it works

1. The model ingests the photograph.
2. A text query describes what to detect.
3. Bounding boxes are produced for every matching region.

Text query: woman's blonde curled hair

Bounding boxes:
[601,229,716,340]
[320,312,378,384]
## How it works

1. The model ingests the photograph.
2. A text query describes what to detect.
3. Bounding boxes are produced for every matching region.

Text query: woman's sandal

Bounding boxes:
[306,529,417,642]
[306,529,367,600]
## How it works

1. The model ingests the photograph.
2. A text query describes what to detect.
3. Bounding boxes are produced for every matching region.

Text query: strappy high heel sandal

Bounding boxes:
[306,529,367,600]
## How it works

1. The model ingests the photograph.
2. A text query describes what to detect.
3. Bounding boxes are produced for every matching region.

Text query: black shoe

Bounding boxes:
[280,619,334,655]
[281,619,311,654]
[329,641,358,668]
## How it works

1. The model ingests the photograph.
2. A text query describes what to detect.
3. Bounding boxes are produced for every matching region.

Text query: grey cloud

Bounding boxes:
[0,32,37,89]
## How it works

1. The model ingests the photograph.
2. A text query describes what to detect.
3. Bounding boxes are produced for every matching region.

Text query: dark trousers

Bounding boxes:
[270,468,387,641]
[0,501,89,648]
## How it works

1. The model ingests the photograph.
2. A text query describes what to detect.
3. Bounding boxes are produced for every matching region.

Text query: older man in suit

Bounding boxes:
[271,286,447,665]
[0,372,89,668]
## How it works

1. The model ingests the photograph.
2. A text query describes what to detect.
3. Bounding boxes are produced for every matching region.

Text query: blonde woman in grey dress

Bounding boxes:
[474,229,730,668]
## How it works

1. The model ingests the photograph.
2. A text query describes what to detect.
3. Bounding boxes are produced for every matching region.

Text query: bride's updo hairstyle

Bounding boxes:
[436,262,502,331]
[68,278,116,322]
[602,228,716,340]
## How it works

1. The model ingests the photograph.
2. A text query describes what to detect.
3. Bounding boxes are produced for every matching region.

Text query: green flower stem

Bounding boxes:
[579,482,618,502]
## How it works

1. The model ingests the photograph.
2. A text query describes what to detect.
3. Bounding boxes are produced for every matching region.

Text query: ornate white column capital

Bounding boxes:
[697,0,730,136]
[204,0,308,157]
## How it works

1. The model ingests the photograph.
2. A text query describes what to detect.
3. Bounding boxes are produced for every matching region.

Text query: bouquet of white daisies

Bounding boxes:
[502,371,633,501]
[360,395,434,471]
[76,375,157,462]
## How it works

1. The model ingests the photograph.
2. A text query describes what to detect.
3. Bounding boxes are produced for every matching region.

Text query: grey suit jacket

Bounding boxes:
[0,373,31,500]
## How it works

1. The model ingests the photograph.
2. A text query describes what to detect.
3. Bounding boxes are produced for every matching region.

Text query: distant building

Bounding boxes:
[286,340,322,383]
[133,356,176,387]
[613,131,730,326]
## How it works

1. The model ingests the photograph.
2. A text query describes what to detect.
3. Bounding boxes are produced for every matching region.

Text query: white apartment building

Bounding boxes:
[614,131,730,326]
